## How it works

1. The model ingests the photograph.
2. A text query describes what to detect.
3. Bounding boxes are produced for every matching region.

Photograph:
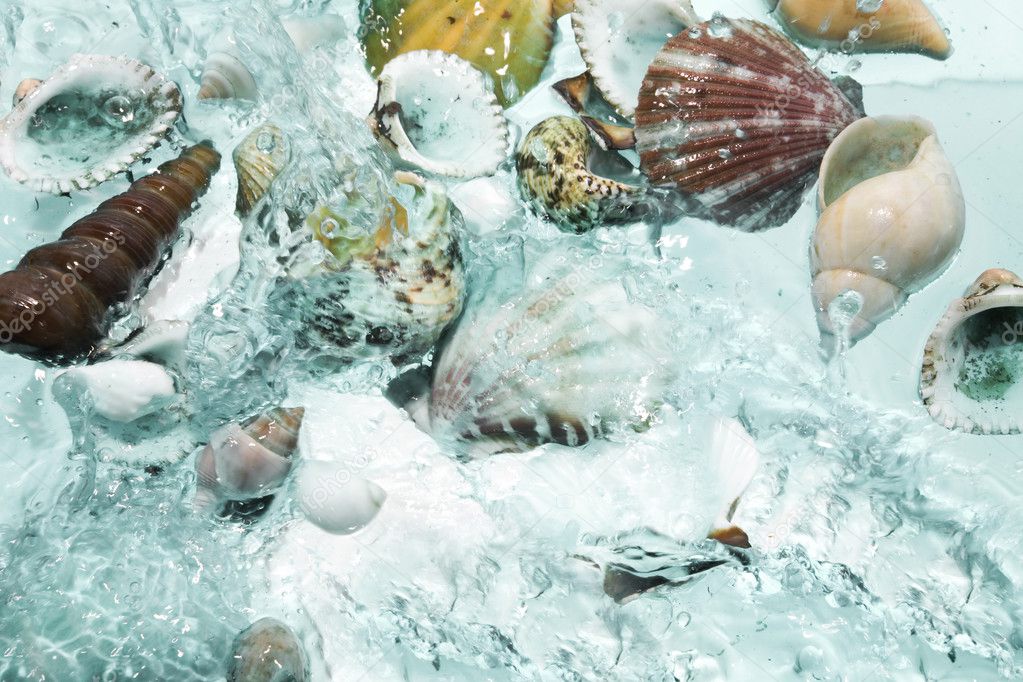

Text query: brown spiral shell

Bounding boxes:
[0,143,221,364]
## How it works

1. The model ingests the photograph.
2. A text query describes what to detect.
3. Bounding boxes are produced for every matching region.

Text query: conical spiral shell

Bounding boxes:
[0,143,221,364]
[635,18,861,231]
[198,51,258,100]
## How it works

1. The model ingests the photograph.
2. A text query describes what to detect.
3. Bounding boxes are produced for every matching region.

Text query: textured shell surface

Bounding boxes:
[812,116,965,346]
[427,255,676,456]
[516,115,648,233]
[198,50,258,101]
[361,0,556,107]
[234,122,290,216]
[0,54,182,194]
[634,18,861,231]
[768,0,951,60]
[227,617,309,682]
[0,143,221,365]
[371,50,509,178]
[920,270,1023,436]
[293,463,387,535]
[572,0,699,119]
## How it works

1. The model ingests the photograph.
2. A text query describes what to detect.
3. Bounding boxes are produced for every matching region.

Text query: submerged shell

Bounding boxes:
[12,78,41,106]
[426,256,675,456]
[516,116,648,233]
[227,618,308,682]
[293,462,387,535]
[56,359,177,423]
[572,0,698,119]
[195,407,305,508]
[920,270,1023,435]
[234,122,290,216]
[768,0,951,60]
[361,0,556,107]
[0,54,181,194]
[634,18,861,231]
[370,50,509,178]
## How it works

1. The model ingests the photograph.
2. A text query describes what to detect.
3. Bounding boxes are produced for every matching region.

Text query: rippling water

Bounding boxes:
[1,0,1023,679]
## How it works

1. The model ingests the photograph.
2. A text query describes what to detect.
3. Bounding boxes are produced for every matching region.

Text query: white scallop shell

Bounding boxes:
[0,54,181,194]
[293,462,387,535]
[921,269,1023,435]
[370,50,510,178]
[57,359,177,423]
[572,0,699,119]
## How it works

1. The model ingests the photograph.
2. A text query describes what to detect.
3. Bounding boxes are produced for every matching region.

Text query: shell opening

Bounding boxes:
[951,306,1023,402]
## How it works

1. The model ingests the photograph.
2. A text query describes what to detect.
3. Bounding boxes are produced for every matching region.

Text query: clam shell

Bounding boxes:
[768,0,951,60]
[233,122,290,216]
[516,115,648,233]
[371,50,509,178]
[634,18,861,231]
[427,255,675,455]
[572,0,698,119]
[921,270,1023,435]
[227,618,308,682]
[361,0,556,107]
[0,54,181,194]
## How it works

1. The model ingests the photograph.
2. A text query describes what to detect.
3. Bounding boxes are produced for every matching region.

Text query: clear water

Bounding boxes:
[0,0,1022,680]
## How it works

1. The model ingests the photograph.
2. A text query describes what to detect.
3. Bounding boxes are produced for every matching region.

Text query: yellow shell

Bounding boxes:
[307,196,409,267]
[554,0,574,17]
[361,0,556,107]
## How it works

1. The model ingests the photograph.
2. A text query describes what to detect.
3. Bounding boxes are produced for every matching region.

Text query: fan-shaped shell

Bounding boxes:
[227,618,308,682]
[0,54,182,194]
[572,0,698,119]
[921,270,1023,435]
[634,18,861,231]
[370,50,509,178]
[233,122,289,216]
[361,0,556,107]
[426,255,675,456]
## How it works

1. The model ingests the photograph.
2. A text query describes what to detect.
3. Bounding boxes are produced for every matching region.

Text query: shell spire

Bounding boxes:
[635,18,861,231]
[0,143,221,364]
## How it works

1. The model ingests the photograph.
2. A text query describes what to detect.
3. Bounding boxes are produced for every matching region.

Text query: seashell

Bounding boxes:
[811,116,965,348]
[516,116,648,233]
[706,417,760,549]
[767,0,951,60]
[227,617,308,682]
[293,462,387,535]
[920,269,1023,435]
[233,122,290,216]
[0,143,221,365]
[634,18,861,231]
[554,0,575,18]
[370,50,509,179]
[106,319,191,370]
[361,0,556,107]
[0,54,182,194]
[425,255,675,456]
[195,406,305,509]
[12,78,41,106]
[56,359,176,423]
[572,0,698,119]
[272,172,466,363]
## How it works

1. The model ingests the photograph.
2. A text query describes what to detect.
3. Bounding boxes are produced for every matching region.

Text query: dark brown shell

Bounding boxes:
[635,18,861,231]
[0,143,221,364]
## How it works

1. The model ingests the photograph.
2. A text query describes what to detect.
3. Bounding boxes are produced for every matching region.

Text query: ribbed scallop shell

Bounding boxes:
[361,0,556,107]
[634,18,861,231]
[426,256,675,456]
[572,0,698,119]
[370,50,509,178]
[233,123,289,216]
[0,143,221,364]
[0,54,182,194]
[228,618,308,682]
[920,270,1023,435]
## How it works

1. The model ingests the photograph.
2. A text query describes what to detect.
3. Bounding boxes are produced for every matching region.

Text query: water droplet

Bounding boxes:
[256,131,277,153]
[856,0,884,12]
[320,217,341,239]
[871,256,887,270]
[717,148,733,160]
[101,95,135,126]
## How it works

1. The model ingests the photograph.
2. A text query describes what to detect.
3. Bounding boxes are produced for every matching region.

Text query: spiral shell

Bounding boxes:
[634,18,861,231]
[0,55,182,194]
[227,618,308,682]
[0,143,221,364]
[233,123,289,216]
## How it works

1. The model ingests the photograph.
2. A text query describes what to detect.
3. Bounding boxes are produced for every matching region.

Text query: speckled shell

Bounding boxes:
[233,123,290,216]
[920,270,1023,435]
[0,55,181,194]
[370,50,509,178]
[0,144,221,365]
[227,618,308,682]
[572,0,698,119]
[635,18,861,231]
[516,116,647,233]
[768,0,951,60]
[361,0,556,107]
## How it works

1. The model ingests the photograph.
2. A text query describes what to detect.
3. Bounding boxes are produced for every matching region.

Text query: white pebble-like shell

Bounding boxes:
[58,359,176,423]
[293,461,386,535]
